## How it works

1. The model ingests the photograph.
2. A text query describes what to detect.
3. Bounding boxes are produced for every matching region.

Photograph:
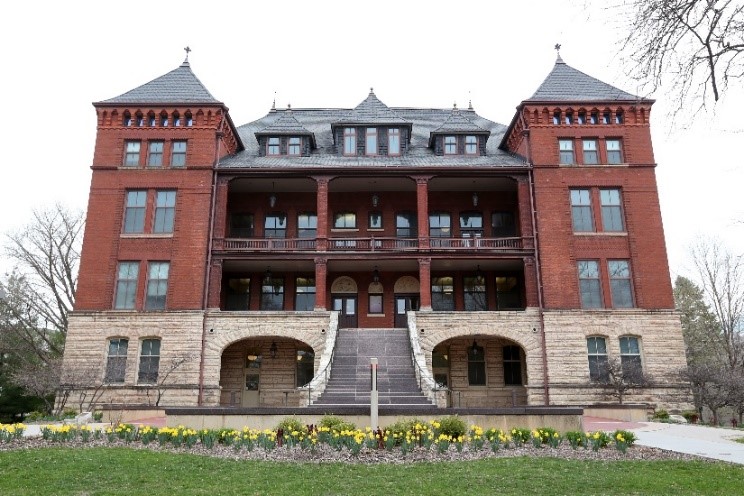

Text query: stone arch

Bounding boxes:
[331,276,357,294]
[368,282,383,294]
[394,276,419,293]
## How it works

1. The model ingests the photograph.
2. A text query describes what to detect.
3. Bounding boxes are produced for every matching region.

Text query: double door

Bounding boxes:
[332,295,357,328]
[395,294,420,328]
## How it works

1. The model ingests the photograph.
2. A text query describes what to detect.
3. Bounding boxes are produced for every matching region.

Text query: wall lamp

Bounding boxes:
[472,192,479,207]
[269,341,278,359]
[372,266,380,283]
[372,194,380,207]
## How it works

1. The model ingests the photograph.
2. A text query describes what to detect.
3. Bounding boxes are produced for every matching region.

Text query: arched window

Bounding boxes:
[123,111,132,127]
[173,111,181,127]
[105,338,128,383]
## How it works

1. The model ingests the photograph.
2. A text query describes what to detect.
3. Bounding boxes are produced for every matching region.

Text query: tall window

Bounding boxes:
[495,276,521,309]
[503,345,522,385]
[105,338,128,383]
[171,140,187,167]
[333,212,356,229]
[114,262,139,309]
[388,128,401,155]
[460,212,483,238]
[226,278,250,311]
[578,260,602,308]
[145,262,169,310]
[431,276,454,311]
[295,277,316,311]
[570,189,594,232]
[559,139,575,164]
[297,213,317,238]
[444,136,457,154]
[124,141,141,167]
[465,135,478,155]
[619,336,642,376]
[396,212,416,238]
[608,260,634,308]
[491,212,516,237]
[582,139,598,164]
[296,348,314,387]
[138,338,160,383]
[267,137,281,156]
[600,189,624,231]
[153,191,176,233]
[264,213,287,238]
[587,337,609,382]
[467,342,486,386]
[343,128,356,155]
[464,275,487,311]
[148,141,164,167]
[230,213,254,238]
[288,137,301,156]
[606,139,623,164]
[365,128,377,156]
[261,276,284,310]
[429,212,451,239]
[123,191,147,233]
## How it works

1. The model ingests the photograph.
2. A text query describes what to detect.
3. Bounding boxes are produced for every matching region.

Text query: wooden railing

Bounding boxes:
[214,236,531,253]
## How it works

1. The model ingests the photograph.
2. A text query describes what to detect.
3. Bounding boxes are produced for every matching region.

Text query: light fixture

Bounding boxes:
[372,266,380,283]
[476,264,484,280]
[372,194,379,207]
[472,192,479,207]
[269,193,277,208]
[470,340,479,354]
[264,267,272,282]
[269,341,278,359]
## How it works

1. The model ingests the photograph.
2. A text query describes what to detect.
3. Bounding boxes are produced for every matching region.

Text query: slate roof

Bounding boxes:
[98,61,222,104]
[220,106,524,169]
[332,90,411,126]
[255,108,317,147]
[527,57,643,102]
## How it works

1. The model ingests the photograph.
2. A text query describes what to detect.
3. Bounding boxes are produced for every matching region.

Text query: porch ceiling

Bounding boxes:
[228,176,517,193]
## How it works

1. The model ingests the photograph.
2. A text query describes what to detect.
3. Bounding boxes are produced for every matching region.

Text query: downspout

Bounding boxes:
[198,119,225,405]
[522,112,550,406]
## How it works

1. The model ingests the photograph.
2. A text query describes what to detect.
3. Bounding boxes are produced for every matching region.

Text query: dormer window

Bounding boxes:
[365,128,377,156]
[444,136,457,155]
[267,137,281,156]
[465,136,478,155]
[288,137,301,156]
[388,128,401,155]
[344,128,356,155]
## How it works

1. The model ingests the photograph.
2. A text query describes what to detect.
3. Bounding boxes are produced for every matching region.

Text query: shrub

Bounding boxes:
[385,418,425,439]
[62,408,78,419]
[25,411,46,422]
[652,409,670,420]
[275,417,307,436]
[682,410,699,423]
[318,415,356,433]
[435,416,467,438]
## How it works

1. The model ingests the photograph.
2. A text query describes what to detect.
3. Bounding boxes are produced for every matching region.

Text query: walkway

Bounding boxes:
[585,416,744,465]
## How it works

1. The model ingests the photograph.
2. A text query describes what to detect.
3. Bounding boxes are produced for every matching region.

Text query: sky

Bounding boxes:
[1,0,742,282]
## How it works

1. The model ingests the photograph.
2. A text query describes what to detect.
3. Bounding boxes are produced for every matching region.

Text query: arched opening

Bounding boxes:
[331,276,358,328]
[393,276,419,328]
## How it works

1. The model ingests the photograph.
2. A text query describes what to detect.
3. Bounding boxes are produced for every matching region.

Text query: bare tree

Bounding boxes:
[619,0,744,116]
[691,240,744,369]
[681,362,731,424]
[601,356,651,404]
[142,354,197,407]
[8,358,62,413]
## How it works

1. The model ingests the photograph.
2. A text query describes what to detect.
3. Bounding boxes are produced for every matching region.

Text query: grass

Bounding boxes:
[0,448,743,495]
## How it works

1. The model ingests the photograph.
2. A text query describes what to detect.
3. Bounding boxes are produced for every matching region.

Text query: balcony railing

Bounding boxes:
[215,236,532,253]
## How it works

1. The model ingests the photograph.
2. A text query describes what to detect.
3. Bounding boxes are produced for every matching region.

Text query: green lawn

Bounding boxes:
[0,448,742,495]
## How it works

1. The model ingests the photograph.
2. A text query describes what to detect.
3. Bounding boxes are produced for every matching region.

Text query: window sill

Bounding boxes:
[331,228,360,233]
[573,232,627,237]
[367,313,386,318]
[121,233,174,238]
[367,229,385,232]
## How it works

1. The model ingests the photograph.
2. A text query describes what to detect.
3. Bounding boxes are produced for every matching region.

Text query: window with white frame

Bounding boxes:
[145,262,169,311]
[608,260,634,308]
[444,136,457,154]
[570,189,594,232]
[587,336,609,382]
[559,139,575,164]
[365,128,377,156]
[388,128,401,155]
[138,338,160,383]
[288,137,301,156]
[114,262,139,309]
[105,338,128,383]
[619,336,642,377]
[297,212,317,238]
[148,141,164,167]
[606,139,623,164]
[171,140,187,167]
[343,128,356,155]
[578,260,602,308]
[153,191,176,233]
[582,139,598,164]
[124,141,141,167]
[123,190,147,234]
[267,137,281,156]
[600,189,624,232]
[465,135,478,155]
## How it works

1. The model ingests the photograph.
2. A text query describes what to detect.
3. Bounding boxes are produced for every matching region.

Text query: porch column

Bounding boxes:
[207,258,223,309]
[314,257,328,310]
[414,176,431,249]
[213,177,230,239]
[314,176,331,251]
[418,257,432,311]
[516,175,534,250]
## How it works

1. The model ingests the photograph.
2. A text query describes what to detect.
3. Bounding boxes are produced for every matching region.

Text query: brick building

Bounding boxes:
[62,54,688,410]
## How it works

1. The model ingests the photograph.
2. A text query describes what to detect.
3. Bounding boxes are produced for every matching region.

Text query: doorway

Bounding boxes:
[394,294,419,328]
[242,352,262,407]
[333,295,358,328]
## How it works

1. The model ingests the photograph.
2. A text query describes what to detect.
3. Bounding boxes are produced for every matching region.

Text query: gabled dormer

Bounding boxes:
[92,59,243,169]
[255,106,316,157]
[429,104,491,156]
[331,89,412,156]
[500,55,654,166]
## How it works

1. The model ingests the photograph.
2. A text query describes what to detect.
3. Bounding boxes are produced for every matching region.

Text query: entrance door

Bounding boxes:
[242,353,261,407]
[333,296,358,328]
[394,294,420,328]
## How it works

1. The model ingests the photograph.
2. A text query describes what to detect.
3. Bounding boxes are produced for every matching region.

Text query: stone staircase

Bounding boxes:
[312,328,434,407]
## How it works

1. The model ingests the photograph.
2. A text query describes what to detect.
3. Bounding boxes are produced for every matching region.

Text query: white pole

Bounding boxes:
[370,357,378,430]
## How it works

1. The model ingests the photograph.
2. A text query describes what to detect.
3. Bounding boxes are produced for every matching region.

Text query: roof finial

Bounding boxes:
[271,91,276,112]
[453,101,457,110]
[370,87,374,94]
[554,43,563,63]
[468,90,473,110]
[183,46,191,63]
[287,103,292,111]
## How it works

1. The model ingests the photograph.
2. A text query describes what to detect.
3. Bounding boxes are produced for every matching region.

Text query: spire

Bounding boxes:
[554,43,563,64]
[183,46,191,65]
